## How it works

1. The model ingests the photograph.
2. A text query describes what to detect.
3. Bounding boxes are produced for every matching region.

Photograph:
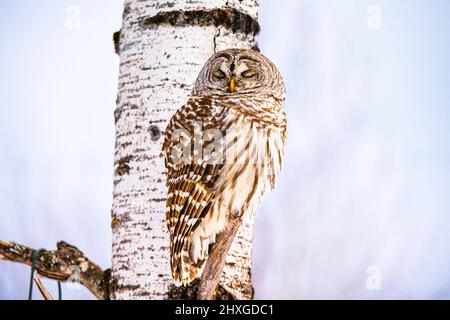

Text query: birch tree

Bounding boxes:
[0,0,260,300]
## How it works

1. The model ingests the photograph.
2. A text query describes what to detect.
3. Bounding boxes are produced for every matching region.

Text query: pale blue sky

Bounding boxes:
[1,0,450,299]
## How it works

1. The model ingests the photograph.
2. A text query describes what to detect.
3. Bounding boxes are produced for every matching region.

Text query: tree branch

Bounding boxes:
[34,273,53,300]
[0,240,110,300]
[197,216,242,300]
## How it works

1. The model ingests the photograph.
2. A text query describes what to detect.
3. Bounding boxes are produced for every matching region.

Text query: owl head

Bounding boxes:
[192,48,285,101]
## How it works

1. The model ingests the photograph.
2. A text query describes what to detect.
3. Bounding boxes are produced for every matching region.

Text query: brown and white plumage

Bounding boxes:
[162,49,286,286]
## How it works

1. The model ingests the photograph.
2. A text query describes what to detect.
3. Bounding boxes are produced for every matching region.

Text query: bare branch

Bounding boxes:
[197,216,242,300]
[0,240,110,300]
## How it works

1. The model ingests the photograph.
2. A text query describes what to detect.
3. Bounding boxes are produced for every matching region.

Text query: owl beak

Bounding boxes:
[229,78,236,93]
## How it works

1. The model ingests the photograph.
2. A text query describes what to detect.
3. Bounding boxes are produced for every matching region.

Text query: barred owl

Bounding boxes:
[162,48,286,286]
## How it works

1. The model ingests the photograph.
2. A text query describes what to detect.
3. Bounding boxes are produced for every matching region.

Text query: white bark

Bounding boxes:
[111,0,259,300]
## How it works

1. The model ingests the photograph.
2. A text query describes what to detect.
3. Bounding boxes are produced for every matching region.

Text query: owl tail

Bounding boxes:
[171,243,207,287]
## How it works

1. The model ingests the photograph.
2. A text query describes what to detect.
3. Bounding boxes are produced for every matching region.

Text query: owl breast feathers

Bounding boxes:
[162,48,286,286]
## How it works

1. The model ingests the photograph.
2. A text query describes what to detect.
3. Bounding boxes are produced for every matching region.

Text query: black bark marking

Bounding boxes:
[142,9,260,36]
[115,155,133,176]
[114,107,123,124]
[149,125,161,141]
[149,197,166,202]
[113,30,121,55]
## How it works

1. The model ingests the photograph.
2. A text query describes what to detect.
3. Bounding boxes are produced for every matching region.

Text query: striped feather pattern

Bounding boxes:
[162,94,286,286]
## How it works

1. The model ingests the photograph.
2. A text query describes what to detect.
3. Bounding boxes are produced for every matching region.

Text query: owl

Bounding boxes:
[162,48,286,286]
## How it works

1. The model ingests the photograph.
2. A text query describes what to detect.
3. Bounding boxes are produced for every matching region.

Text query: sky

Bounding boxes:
[1,0,450,299]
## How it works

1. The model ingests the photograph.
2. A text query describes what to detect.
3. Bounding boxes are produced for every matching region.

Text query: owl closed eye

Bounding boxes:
[192,49,285,100]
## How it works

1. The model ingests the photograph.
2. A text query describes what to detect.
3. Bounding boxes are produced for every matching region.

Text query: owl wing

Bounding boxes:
[162,97,230,284]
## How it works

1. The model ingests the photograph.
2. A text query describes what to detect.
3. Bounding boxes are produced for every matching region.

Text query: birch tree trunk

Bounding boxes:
[111,0,260,300]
